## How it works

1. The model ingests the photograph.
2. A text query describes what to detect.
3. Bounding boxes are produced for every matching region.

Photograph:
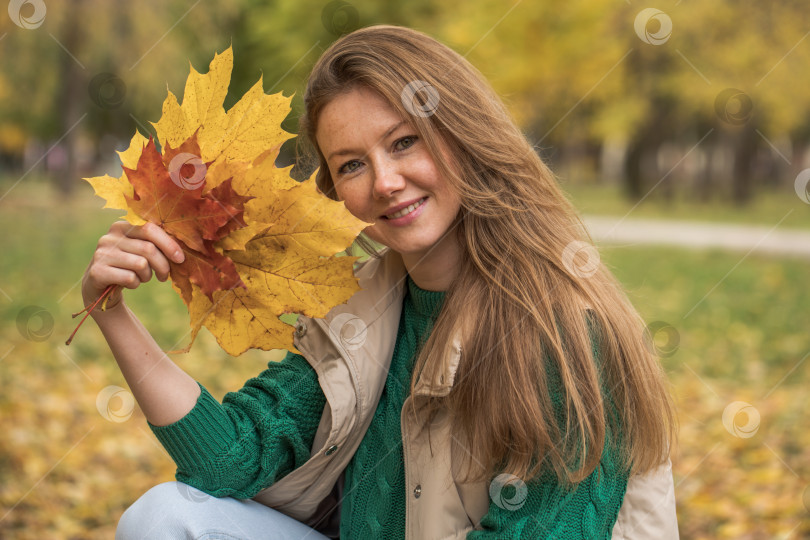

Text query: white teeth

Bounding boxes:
[387,198,425,219]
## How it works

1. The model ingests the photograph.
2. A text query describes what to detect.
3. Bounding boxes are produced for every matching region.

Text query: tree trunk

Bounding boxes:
[54,0,86,197]
[731,125,757,205]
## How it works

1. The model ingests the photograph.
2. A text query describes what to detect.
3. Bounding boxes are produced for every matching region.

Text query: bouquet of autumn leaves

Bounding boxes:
[67,46,369,356]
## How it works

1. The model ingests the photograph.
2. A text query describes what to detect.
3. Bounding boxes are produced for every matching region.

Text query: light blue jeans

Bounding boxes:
[116,482,332,540]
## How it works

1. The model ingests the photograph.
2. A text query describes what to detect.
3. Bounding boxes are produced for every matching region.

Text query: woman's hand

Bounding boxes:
[81,221,185,315]
[73,221,200,426]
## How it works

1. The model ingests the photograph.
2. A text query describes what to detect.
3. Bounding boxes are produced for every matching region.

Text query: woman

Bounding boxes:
[85,25,678,539]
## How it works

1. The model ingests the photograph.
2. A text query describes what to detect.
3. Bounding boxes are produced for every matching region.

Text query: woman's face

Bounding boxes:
[315,85,462,263]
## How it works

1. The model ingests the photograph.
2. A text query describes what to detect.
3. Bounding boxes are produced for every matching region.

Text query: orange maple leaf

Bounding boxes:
[124,135,245,252]
[121,135,252,303]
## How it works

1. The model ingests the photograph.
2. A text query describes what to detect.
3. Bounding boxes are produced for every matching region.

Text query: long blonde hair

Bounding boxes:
[298,24,676,485]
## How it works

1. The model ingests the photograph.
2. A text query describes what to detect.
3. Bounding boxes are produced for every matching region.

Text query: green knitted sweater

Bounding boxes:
[149,275,628,539]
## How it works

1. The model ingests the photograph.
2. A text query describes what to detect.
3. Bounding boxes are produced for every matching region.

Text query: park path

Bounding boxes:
[582,215,810,259]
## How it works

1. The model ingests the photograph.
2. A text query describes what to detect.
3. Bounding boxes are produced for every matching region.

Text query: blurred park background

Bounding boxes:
[1,0,809,538]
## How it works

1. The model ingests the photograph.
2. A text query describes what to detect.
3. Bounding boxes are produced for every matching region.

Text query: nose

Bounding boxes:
[371,159,406,200]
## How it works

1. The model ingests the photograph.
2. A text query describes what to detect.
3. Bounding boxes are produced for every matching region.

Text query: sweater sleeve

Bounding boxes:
[148,350,328,499]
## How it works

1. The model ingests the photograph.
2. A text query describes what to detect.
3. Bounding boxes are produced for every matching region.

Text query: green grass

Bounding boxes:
[600,245,808,384]
[560,182,810,230]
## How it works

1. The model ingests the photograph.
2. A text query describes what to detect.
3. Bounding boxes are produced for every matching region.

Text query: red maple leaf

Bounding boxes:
[168,239,245,306]
[122,135,252,303]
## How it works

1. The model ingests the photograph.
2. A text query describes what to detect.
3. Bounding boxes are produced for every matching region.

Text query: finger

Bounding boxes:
[105,266,144,290]
[115,237,173,282]
[88,264,143,293]
[97,245,156,284]
[127,222,185,264]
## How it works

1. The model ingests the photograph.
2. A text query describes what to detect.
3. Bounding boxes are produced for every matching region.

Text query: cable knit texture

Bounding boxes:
[148,274,629,539]
[149,352,327,498]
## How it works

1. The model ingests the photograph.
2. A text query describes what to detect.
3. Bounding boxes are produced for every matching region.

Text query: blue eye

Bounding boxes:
[395,135,418,151]
[338,160,361,175]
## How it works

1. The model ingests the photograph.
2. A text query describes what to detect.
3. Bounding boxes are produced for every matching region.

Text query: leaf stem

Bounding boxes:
[65,284,118,345]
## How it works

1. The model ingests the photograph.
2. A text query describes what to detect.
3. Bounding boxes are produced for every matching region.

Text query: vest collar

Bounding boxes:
[355,248,464,398]
[372,249,461,397]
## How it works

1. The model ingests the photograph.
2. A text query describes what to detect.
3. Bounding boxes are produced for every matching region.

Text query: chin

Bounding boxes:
[368,226,450,257]
[387,238,441,258]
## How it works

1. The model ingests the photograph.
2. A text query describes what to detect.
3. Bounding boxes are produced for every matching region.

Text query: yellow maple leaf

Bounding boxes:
[173,248,361,357]
[151,45,293,168]
[170,148,368,356]
[81,45,371,355]
[83,131,148,226]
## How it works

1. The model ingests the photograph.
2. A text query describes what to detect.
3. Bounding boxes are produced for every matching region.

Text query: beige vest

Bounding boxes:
[252,249,679,539]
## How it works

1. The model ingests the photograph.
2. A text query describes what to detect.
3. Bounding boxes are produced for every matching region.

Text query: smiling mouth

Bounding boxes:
[383,197,427,219]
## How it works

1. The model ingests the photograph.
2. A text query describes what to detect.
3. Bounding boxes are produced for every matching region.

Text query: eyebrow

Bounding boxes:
[326,121,407,162]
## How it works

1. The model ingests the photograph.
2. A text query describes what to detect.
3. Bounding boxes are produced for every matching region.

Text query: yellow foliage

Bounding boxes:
[82,45,371,356]
[84,132,148,226]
